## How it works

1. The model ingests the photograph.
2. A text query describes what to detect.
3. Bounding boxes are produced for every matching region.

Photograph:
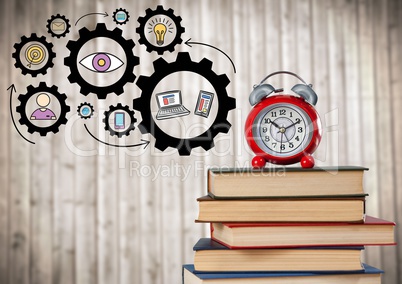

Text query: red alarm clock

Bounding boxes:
[245,71,322,168]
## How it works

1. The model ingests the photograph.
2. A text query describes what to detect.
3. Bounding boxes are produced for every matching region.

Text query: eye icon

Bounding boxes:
[79,52,124,73]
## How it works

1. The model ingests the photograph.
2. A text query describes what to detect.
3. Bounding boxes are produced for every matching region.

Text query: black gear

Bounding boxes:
[12,33,56,77]
[16,82,70,136]
[112,8,130,25]
[103,103,136,137]
[46,14,71,38]
[133,52,236,155]
[64,23,139,99]
[77,102,94,119]
[136,5,185,55]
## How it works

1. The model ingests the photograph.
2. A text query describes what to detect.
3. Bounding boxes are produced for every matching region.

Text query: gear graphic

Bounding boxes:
[133,52,236,155]
[12,33,56,77]
[46,14,71,38]
[136,5,185,55]
[103,103,136,137]
[112,8,130,25]
[64,23,139,99]
[77,102,94,119]
[16,82,70,136]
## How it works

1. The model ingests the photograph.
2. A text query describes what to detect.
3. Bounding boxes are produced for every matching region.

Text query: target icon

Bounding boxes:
[25,44,46,67]
[12,33,56,77]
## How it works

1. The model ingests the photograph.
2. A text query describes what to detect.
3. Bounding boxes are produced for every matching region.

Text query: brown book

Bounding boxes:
[193,238,364,272]
[207,166,368,198]
[196,195,366,223]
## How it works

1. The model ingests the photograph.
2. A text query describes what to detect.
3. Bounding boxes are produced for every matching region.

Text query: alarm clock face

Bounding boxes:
[252,103,314,157]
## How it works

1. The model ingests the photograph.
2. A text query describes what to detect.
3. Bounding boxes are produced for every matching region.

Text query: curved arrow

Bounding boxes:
[75,12,109,26]
[8,84,35,145]
[84,124,150,149]
[185,38,237,73]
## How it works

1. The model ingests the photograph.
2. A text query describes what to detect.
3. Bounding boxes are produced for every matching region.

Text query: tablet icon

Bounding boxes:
[194,90,214,118]
[155,90,190,120]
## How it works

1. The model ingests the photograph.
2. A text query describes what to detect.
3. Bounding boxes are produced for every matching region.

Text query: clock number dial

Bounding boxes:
[258,105,309,156]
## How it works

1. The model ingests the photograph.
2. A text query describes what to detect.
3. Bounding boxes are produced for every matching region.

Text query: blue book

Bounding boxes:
[193,238,364,272]
[183,264,383,284]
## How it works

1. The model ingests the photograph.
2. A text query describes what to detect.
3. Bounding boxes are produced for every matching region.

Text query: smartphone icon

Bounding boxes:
[114,112,125,129]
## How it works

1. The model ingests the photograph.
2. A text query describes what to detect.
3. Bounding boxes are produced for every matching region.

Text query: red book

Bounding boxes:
[211,216,396,249]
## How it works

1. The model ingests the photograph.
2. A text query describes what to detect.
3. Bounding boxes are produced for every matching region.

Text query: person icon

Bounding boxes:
[30,93,57,120]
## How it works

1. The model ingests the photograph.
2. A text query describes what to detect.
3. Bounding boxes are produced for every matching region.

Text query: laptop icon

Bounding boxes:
[155,90,190,120]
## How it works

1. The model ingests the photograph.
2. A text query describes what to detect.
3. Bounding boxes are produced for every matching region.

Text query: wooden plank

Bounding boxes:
[280,0,297,86]
[0,0,11,282]
[327,0,347,166]
[95,1,119,284]
[311,0,331,164]
[356,0,381,268]
[342,0,362,164]
[135,1,163,284]
[50,0,76,283]
[389,0,402,280]
[116,3,147,284]
[28,1,54,284]
[372,1,398,283]
[72,1,98,284]
[8,0,34,283]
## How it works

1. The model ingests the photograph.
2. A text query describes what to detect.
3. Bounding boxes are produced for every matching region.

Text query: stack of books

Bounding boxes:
[183,167,396,283]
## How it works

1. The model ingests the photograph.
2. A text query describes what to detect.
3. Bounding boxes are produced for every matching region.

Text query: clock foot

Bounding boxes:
[252,156,266,168]
[301,155,315,168]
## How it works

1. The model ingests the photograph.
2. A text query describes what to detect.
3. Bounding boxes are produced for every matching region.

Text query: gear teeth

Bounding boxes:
[176,52,191,62]
[126,39,135,49]
[218,74,231,87]
[167,46,175,53]
[113,27,123,36]
[155,140,169,151]
[133,97,145,110]
[115,87,125,96]
[201,140,214,151]
[136,76,150,90]
[66,41,75,50]
[199,58,213,70]
[228,97,236,110]
[78,27,90,37]
[178,146,191,156]
[145,8,152,14]
[96,23,107,31]
[153,57,169,70]
[67,74,76,83]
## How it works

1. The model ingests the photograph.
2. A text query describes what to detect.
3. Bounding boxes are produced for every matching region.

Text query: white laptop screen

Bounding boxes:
[156,91,181,108]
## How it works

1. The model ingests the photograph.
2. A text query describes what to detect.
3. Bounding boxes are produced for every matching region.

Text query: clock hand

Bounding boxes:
[284,118,301,130]
[269,119,281,129]
[280,132,284,153]
[283,131,291,142]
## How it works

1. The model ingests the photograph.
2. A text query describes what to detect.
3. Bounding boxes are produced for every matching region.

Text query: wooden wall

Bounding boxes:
[0,0,401,283]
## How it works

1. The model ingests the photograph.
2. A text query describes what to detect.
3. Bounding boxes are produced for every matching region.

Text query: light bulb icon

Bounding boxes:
[154,23,167,46]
